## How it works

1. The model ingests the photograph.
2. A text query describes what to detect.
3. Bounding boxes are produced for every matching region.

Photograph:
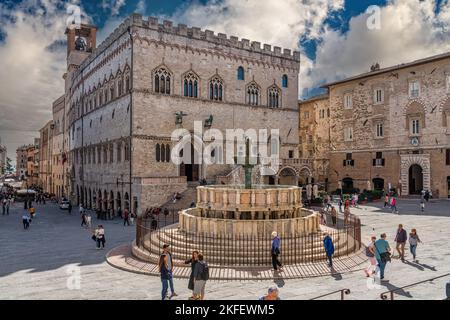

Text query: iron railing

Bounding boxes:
[380,273,450,300]
[135,211,361,267]
[310,289,351,300]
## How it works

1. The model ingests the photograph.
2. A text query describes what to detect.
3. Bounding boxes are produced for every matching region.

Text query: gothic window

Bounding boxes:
[161,144,166,162]
[104,89,108,104]
[118,77,123,96]
[99,90,103,106]
[110,85,115,101]
[153,67,171,94]
[124,142,130,161]
[165,144,170,162]
[156,143,170,163]
[97,146,101,164]
[109,143,114,163]
[282,75,288,88]
[156,144,161,162]
[117,142,122,162]
[209,76,223,101]
[237,66,245,80]
[94,93,97,108]
[183,71,199,98]
[246,82,260,106]
[125,75,130,92]
[267,85,280,108]
[103,145,108,163]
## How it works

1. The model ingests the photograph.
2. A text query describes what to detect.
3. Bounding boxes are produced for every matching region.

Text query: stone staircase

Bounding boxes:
[135,226,357,267]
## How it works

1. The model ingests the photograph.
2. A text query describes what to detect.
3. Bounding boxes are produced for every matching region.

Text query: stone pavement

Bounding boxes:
[1,199,449,300]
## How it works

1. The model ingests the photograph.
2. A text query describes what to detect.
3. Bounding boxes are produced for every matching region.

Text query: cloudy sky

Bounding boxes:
[1,0,450,164]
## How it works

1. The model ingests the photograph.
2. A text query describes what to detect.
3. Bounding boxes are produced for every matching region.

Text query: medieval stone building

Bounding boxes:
[62,14,301,215]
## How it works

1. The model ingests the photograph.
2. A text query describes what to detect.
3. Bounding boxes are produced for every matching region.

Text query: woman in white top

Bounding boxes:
[94,225,105,249]
[364,236,377,277]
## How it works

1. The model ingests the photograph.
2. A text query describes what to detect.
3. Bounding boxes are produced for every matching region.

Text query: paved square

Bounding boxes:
[1,199,449,300]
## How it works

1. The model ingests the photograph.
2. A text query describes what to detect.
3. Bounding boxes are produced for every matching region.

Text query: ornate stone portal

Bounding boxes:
[400,154,431,195]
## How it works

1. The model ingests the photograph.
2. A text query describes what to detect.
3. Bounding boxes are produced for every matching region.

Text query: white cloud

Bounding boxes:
[0,0,94,162]
[308,0,450,91]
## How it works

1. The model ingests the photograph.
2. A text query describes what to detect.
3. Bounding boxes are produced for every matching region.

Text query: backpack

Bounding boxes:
[201,262,209,281]
[365,245,374,257]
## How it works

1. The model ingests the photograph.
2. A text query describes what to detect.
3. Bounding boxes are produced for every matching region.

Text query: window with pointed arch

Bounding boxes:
[117,142,122,162]
[183,71,199,98]
[125,74,130,93]
[118,77,123,96]
[246,82,260,106]
[153,67,171,94]
[268,85,280,108]
[156,143,171,162]
[282,75,288,88]
[110,85,115,101]
[237,66,244,80]
[209,76,223,101]
[124,141,130,161]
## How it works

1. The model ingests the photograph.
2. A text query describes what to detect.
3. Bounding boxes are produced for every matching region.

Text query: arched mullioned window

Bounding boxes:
[246,82,260,106]
[118,77,123,96]
[282,75,288,88]
[153,67,171,94]
[156,144,161,162]
[117,142,122,162]
[104,89,108,104]
[183,71,199,98]
[237,66,245,80]
[268,85,280,108]
[165,144,170,162]
[125,75,130,92]
[110,85,115,101]
[209,76,223,101]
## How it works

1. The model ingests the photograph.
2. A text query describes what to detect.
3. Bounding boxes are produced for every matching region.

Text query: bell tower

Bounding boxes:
[65,24,97,70]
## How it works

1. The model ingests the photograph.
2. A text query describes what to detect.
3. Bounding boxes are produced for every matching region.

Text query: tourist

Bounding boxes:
[185,251,199,298]
[81,213,87,227]
[123,208,130,226]
[94,225,105,249]
[191,253,208,300]
[6,198,10,215]
[374,233,391,280]
[344,198,350,210]
[86,213,92,228]
[160,244,177,300]
[364,236,377,277]
[319,210,327,225]
[424,190,430,202]
[68,202,72,214]
[22,213,31,230]
[354,193,359,208]
[384,193,390,208]
[338,197,343,213]
[394,224,407,261]
[331,206,337,227]
[129,212,135,225]
[259,287,280,300]
[344,206,350,225]
[28,205,36,219]
[79,205,84,215]
[420,199,425,212]
[172,192,177,204]
[117,206,122,219]
[151,216,158,230]
[323,233,334,267]
[271,231,283,272]
[409,229,422,262]
[391,197,398,214]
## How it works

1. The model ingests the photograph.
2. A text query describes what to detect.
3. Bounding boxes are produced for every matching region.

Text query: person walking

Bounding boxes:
[420,199,425,212]
[2,198,6,215]
[271,231,283,272]
[79,204,84,215]
[394,224,408,261]
[184,251,199,299]
[86,213,92,228]
[364,236,377,277]
[344,198,350,210]
[344,206,350,225]
[374,233,391,280]
[191,253,208,300]
[22,213,31,230]
[123,208,130,226]
[424,190,430,202]
[323,233,334,267]
[409,229,422,262]
[338,197,343,213]
[160,244,177,300]
[384,193,390,208]
[6,198,10,215]
[68,202,72,215]
[28,205,36,219]
[81,213,87,227]
[129,212,135,225]
[391,197,398,214]
[331,206,337,227]
[94,225,105,249]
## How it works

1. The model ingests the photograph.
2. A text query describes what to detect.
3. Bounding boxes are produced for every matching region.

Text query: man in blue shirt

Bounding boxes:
[374,233,391,280]
[271,231,283,272]
[323,233,335,267]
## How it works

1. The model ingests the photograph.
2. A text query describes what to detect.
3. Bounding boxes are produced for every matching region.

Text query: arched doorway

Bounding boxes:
[277,167,298,186]
[124,192,129,210]
[298,167,312,187]
[342,178,354,192]
[447,176,450,199]
[372,178,385,191]
[409,164,423,194]
[179,143,200,182]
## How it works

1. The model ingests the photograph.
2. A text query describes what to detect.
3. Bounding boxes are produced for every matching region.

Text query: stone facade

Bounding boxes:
[321,54,450,198]
[298,94,331,187]
[51,95,66,198]
[39,120,53,192]
[62,14,301,216]
[16,145,28,181]
[0,145,6,174]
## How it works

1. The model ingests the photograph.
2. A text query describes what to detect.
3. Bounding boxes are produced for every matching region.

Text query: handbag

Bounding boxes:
[374,242,391,263]
[91,235,96,241]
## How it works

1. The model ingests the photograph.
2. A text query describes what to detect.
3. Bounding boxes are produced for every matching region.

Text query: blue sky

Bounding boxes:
[2,0,450,161]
